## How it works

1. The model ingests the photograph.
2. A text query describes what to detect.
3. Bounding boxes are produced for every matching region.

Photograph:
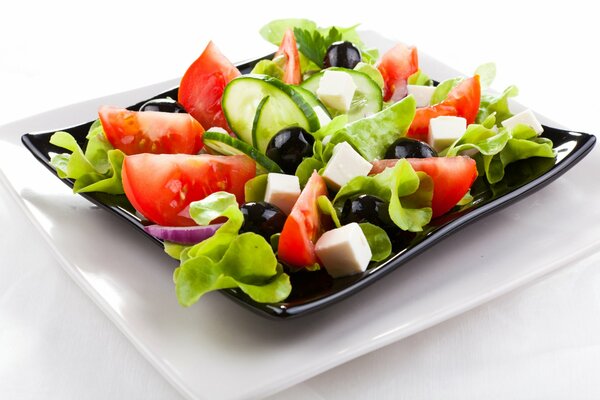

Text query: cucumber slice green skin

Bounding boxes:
[292,86,331,119]
[203,130,283,175]
[300,67,383,122]
[222,74,320,153]
[251,95,270,149]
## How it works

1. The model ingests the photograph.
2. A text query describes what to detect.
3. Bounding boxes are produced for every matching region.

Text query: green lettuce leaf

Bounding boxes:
[49,121,125,194]
[333,159,433,232]
[358,223,392,262]
[250,57,285,80]
[476,85,519,125]
[329,95,416,161]
[444,122,555,184]
[244,174,268,203]
[474,62,496,89]
[173,192,291,306]
[407,70,433,86]
[295,157,325,187]
[317,195,342,228]
[430,77,461,105]
[259,18,317,45]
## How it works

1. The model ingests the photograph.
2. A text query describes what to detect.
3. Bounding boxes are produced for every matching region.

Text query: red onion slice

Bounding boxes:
[143,223,223,245]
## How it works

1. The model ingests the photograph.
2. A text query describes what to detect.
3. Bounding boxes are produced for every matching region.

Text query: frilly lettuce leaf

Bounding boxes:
[443,118,555,184]
[477,85,519,125]
[333,159,433,232]
[329,95,416,161]
[49,120,125,194]
[172,192,291,306]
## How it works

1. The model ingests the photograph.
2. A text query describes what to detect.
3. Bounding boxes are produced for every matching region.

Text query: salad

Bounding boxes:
[48,19,556,307]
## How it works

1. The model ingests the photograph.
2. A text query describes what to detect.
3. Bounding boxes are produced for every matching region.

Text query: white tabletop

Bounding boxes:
[2,1,599,399]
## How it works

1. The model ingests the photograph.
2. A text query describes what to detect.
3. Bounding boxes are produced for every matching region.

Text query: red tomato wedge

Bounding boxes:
[275,29,302,85]
[370,157,477,218]
[407,75,481,143]
[442,75,481,124]
[377,43,419,102]
[406,104,458,143]
[99,106,205,155]
[278,171,328,268]
[122,154,256,226]
[178,41,240,132]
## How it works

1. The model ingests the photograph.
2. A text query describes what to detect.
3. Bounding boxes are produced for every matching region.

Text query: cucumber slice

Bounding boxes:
[202,130,283,175]
[292,86,331,118]
[222,74,320,153]
[300,67,383,122]
[251,95,270,149]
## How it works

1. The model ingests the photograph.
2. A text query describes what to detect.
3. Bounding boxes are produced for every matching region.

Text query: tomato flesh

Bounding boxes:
[370,156,477,218]
[407,75,481,143]
[278,171,328,268]
[442,75,481,124]
[122,154,256,226]
[98,106,204,155]
[275,29,302,85]
[377,43,419,102]
[406,104,458,143]
[178,41,240,132]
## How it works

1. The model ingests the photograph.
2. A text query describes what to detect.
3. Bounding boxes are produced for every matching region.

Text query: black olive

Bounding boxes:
[323,41,362,69]
[340,195,393,228]
[139,98,187,113]
[384,137,437,159]
[240,202,287,240]
[265,127,314,174]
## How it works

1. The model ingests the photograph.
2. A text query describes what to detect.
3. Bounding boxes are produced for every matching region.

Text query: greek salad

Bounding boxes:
[48,19,556,307]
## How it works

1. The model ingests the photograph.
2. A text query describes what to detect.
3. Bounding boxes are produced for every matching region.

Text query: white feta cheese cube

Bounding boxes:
[429,116,467,152]
[206,126,229,135]
[264,173,301,215]
[322,142,373,189]
[314,106,331,128]
[501,109,544,134]
[316,70,356,113]
[407,85,436,108]
[315,222,372,278]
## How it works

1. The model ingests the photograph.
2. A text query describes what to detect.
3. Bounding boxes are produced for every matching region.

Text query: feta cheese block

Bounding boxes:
[322,142,373,189]
[501,109,544,134]
[407,85,436,108]
[316,70,356,113]
[264,173,301,215]
[429,116,467,152]
[315,222,372,278]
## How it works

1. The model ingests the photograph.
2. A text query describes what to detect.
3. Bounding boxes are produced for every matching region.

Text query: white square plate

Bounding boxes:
[1,31,599,400]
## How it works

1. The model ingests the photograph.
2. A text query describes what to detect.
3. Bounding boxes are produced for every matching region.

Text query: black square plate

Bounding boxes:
[21,54,596,319]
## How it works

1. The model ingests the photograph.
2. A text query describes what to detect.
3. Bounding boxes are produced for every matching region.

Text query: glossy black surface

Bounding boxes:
[385,137,437,159]
[340,194,393,228]
[323,41,362,69]
[240,202,287,240]
[21,54,597,319]
[265,127,314,174]
[139,97,187,113]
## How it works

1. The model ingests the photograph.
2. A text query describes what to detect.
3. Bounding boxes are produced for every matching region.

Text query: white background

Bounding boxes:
[1,0,600,399]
